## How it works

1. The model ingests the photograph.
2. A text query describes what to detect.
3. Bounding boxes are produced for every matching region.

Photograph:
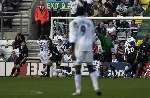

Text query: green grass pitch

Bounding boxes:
[0,77,150,98]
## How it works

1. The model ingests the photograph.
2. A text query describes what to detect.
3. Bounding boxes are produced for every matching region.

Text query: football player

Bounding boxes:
[69,6,101,96]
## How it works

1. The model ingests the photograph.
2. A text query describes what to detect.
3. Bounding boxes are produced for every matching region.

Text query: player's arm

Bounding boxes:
[69,21,77,60]
[70,43,76,60]
[20,48,28,65]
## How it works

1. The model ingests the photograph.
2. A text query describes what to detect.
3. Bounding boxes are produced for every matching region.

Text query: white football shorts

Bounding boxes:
[75,51,93,65]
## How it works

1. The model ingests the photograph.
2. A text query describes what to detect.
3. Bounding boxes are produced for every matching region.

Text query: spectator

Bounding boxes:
[111,53,118,62]
[116,41,125,62]
[106,21,116,41]
[69,0,78,16]
[132,3,144,16]
[85,0,94,16]
[74,0,85,16]
[93,1,105,17]
[130,20,139,37]
[120,20,129,29]
[104,0,113,12]
[112,0,121,12]
[103,7,113,17]
[116,2,127,16]
[129,0,135,6]
[34,0,50,38]
[95,22,107,37]
[92,4,99,17]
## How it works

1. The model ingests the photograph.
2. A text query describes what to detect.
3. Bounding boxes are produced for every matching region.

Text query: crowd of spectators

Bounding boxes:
[69,0,145,17]
[50,0,150,77]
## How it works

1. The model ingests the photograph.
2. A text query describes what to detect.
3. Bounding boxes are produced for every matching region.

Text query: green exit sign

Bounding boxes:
[47,2,70,9]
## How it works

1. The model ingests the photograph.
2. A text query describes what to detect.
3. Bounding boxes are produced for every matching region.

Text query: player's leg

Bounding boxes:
[73,65,81,96]
[14,67,20,77]
[14,58,22,77]
[46,65,50,77]
[10,57,20,76]
[46,61,52,77]
[87,64,101,95]
[72,51,83,96]
[40,53,48,76]
[41,64,47,76]
[86,52,101,96]
[10,67,17,76]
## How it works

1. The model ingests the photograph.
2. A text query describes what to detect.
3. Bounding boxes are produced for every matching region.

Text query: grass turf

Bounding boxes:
[0,77,150,98]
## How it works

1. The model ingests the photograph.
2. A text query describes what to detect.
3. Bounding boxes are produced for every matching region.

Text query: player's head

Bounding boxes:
[39,35,47,40]
[76,6,86,16]
[39,0,44,6]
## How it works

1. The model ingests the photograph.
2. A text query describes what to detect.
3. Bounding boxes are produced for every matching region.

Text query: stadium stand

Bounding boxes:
[0,0,33,39]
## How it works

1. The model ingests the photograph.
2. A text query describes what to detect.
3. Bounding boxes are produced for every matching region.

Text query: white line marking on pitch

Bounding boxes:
[30,90,44,95]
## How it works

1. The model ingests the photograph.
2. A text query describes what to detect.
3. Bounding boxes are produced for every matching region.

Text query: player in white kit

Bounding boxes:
[37,35,52,77]
[69,6,101,96]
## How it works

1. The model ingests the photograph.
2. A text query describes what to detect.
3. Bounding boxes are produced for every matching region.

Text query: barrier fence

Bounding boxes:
[0,61,150,77]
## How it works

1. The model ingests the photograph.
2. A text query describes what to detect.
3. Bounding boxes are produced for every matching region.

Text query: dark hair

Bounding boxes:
[76,6,85,16]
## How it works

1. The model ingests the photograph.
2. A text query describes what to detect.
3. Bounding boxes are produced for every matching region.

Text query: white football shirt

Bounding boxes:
[37,40,49,53]
[69,16,95,51]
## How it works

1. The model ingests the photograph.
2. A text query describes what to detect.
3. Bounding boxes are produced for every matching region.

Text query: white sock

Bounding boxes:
[75,74,81,93]
[90,71,99,91]
[50,65,54,78]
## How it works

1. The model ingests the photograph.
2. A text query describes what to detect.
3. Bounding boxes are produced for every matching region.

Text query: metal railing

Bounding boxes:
[0,11,30,39]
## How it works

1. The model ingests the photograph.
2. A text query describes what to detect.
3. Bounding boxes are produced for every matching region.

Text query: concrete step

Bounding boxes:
[13,18,29,23]
[20,2,32,7]
[12,22,28,26]
[14,13,29,17]
[22,0,34,2]
[2,27,28,32]
[19,6,31,10]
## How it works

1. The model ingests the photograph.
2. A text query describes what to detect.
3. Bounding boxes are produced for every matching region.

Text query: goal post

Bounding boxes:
[50,16,150,39]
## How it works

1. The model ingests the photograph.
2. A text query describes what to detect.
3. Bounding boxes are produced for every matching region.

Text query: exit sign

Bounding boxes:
[47,0,70,9]
[47,0,70,2]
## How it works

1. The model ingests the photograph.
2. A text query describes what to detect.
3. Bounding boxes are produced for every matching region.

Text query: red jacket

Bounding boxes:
[34,6,50,24]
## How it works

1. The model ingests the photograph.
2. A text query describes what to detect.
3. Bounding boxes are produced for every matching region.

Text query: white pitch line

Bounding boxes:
[0,90,44,95]
[30,90,44,95]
